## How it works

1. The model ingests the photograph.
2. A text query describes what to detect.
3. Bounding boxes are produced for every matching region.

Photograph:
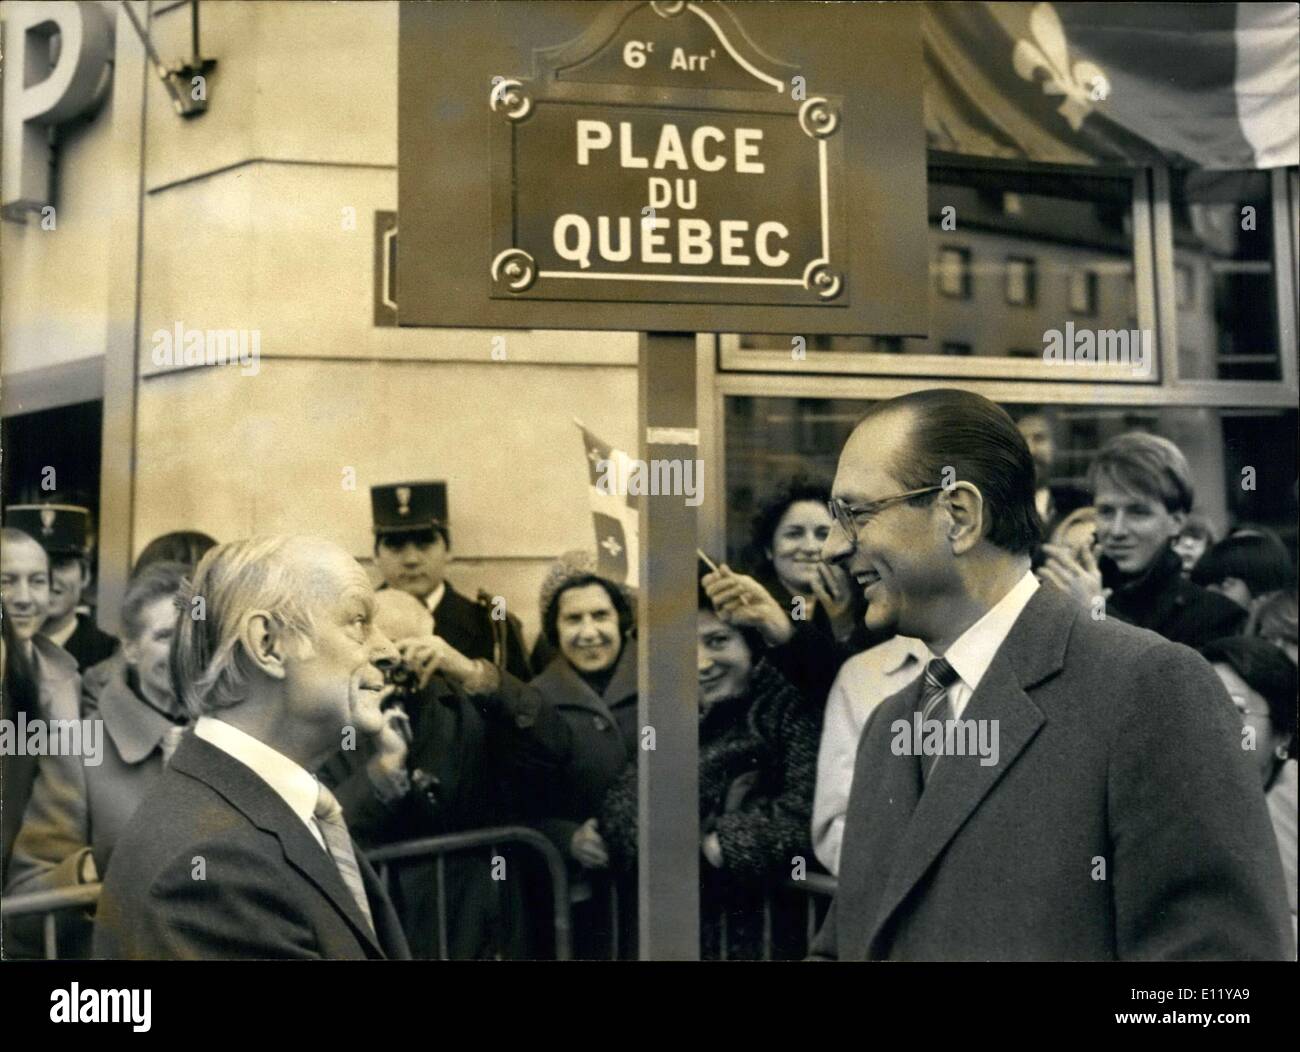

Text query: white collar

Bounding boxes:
[941,570,1040,696]
[424,582,447,614]
[194,716,321,833]
[882,635,931,674]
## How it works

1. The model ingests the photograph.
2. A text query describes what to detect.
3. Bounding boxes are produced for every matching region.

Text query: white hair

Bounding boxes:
[174,536,324,717]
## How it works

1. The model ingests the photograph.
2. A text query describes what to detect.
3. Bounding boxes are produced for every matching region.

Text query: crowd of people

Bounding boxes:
[0,392,1295,960]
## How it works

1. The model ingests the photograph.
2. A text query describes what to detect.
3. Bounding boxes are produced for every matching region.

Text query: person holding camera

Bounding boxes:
[320,588,571,959]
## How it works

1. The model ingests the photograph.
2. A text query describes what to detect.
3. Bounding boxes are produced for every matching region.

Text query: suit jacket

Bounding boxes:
[93,735,410,960]
[811,584,1293,961]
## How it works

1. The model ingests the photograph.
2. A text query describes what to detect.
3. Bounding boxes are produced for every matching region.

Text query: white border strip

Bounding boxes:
[538,271,803,285]
[686,3,784,93]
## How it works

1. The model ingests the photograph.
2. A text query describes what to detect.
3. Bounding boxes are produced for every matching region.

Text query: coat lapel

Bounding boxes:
[171,736,387,958]
[864,585,1075,956]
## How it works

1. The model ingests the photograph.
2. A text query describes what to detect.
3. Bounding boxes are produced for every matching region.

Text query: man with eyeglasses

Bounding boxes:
[810,388,1291,961]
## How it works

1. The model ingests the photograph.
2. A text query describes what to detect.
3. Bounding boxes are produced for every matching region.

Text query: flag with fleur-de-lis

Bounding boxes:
[925,1,1297,170]
[577,422,639,589]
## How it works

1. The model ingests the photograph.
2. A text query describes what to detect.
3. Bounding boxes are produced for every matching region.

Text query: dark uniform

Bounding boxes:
[338,483,559,957]
[370,482,531,680]
[61,613,120,672]
[321,670,571,959]
[5,504,119,673]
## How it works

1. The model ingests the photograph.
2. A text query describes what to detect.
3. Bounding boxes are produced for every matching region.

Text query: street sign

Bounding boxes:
[399,0,926,334]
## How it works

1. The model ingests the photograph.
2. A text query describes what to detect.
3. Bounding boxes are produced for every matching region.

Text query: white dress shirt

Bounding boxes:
[812,634,930,875]
[940,570,1040,719]
[423,582,446,617]
[194,716,327,851]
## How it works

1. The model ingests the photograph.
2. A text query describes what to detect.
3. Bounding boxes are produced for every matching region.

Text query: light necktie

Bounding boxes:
[918,656,960,785]
[314,783,376,936]
[160,724,187,766]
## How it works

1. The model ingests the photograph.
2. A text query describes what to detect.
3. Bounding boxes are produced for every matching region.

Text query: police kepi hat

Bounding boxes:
[371,482,448,536]
[5,504,91,557]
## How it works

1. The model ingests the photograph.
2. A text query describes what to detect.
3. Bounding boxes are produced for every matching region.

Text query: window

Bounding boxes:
[1005,256,1037,307]
[937,246,972,299]
[1069,270,1098,315]
[728,163,1148,379]
[1170,170,1282,381]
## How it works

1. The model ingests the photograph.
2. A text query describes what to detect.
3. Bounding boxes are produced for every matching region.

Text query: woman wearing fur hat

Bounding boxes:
[518,551,638,957]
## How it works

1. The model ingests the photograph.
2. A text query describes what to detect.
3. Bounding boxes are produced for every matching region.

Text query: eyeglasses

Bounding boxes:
[826,486,946,543]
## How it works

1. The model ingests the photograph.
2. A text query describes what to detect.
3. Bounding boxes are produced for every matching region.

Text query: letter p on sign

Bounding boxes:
[2,1,114,221]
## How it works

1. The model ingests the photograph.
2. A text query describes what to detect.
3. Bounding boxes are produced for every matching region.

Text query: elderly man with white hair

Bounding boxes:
[92,536,410,960]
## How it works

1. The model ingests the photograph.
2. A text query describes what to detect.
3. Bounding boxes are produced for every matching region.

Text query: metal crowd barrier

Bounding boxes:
[1,882,103,960]
[367,825,572,961]
[1,841,831,961]
[712,872,838,961]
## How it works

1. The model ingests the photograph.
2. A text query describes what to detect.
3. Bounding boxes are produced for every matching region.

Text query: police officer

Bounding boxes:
[5,504,118,672]
[370,482,530,679]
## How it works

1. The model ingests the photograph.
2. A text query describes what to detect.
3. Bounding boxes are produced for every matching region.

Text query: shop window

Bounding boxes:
[722,395,1297,564]
[1171,170,1281,381]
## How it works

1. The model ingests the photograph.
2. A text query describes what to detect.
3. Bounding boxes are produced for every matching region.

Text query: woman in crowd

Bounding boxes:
[718,477,866,709]
[4,562,190,957]
[1201,636,1297,949]
[519,550,638,958]
[600,564,820,960]
[1039,432,1246,648]
[1191,532,1295,618]
[1173,513,1217,574]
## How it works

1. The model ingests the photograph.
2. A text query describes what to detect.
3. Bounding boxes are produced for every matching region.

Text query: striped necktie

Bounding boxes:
[313,783,376,937]
[919,656,960,785]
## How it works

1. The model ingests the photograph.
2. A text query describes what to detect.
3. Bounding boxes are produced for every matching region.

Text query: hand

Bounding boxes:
[701,565,793,646]
[396,635,475,690]
[570,818,609,869]
[1038,543,1107,611]
[810,561,857,642]
[701,831,724,869]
